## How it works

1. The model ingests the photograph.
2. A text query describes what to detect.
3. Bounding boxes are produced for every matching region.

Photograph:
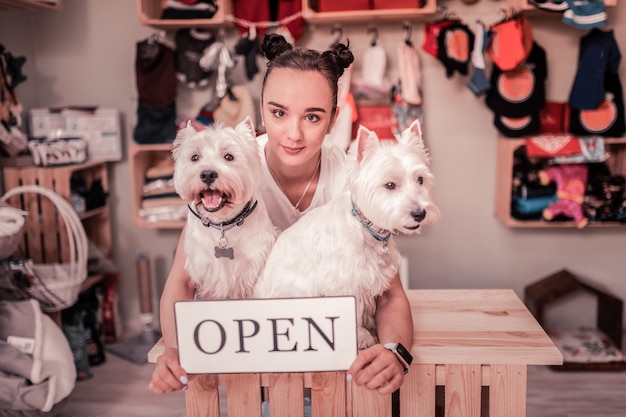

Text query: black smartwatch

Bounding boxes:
[384,342,413,375]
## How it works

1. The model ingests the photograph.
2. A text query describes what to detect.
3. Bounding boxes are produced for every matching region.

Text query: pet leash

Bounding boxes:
[351,200,393,255]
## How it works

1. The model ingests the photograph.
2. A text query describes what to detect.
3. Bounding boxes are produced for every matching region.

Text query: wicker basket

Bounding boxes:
[0,202,26,259]
[1,186,88,312]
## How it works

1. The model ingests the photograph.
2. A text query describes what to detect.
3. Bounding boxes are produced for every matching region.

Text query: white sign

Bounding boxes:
[175,297,357,374]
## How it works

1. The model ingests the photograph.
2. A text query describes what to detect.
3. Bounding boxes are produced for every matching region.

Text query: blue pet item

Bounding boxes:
[514,195,558,214]
[562,0,607,29]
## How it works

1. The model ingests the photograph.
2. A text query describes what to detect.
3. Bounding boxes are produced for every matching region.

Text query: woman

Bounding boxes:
[149,34,413,396]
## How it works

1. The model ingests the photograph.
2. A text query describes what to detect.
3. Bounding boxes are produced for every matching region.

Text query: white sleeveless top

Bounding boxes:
[257,133,347,232]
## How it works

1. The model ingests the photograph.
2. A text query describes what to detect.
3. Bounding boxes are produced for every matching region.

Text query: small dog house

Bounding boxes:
[525,269,625,371]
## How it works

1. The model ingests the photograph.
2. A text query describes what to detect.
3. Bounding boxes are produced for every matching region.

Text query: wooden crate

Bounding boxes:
[149,289,562,417]
[2,161,111,263]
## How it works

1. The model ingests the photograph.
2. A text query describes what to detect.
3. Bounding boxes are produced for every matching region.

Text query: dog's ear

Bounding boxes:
[234,116,256,141]
[356,125,379,162]
[408,119,423,142]
[172,121,197,160]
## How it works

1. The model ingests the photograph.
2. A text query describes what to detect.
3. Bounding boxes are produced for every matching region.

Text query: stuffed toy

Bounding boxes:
[538,163,589,228]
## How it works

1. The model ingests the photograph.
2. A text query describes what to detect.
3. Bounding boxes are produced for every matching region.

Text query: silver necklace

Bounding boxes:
[268,156,321,216]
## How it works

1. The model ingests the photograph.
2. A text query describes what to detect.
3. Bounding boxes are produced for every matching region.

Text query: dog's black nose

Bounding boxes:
[411,208,426,222]
[200,170,218,185]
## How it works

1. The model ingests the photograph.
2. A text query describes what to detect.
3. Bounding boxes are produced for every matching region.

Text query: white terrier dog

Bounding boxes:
[172,117,277,299]
[254,120,439,348]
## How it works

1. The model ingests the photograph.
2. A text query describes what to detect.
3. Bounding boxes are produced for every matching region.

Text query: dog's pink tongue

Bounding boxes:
[202,190,222,208]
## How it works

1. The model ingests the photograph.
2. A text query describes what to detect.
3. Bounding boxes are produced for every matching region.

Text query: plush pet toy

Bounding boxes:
[538,163,589,228]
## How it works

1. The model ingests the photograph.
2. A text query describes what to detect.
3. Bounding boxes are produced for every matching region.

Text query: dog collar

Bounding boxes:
[351,200,392,254]
[187,199,258,260]
[188,199,258,230]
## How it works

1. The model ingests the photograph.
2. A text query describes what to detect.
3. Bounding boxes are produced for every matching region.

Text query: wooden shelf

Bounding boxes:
[301,0,437,23]
[495,136,626,228]
[136,0,232,30]
[0,0,62,11]
[129,143,185,229]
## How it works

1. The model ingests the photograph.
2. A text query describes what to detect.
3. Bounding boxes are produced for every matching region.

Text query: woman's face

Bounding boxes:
[261,67,338,169]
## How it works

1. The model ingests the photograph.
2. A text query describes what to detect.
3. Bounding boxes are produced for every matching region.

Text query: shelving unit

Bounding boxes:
[0,0,62,11]
[494,137,626,228]
[301,0,437,23]
[129,143,184,229]
[2,160,113,262]
[136,0,232,30]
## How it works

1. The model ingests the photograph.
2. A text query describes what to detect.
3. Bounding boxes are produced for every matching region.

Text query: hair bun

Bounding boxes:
[331,41,355,70]
[260,33,293,61]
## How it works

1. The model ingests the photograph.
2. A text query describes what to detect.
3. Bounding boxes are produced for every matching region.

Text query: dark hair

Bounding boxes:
[260,33,354,119]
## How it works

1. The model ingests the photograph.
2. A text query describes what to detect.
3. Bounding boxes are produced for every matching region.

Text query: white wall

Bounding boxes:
[1,0,625,334]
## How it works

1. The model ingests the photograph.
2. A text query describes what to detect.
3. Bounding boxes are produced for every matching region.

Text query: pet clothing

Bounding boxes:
[569,71,626,137]
[568,29,620,110]
[486,41,547,118]
[540,163,588,224]
[494,113,540,138]
[257,133,347,232]
[135,39,176,108]
[175,28,215,88]
[467,21,491,96]
[397,40,422,106]
[436,22,474,78]
[487,14,533,72]
[421,19,458,58]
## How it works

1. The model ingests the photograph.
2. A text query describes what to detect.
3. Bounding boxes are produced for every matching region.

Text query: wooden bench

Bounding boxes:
[148,289,563,417]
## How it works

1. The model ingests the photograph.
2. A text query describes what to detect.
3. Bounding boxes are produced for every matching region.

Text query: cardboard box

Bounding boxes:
[29,107,122,162]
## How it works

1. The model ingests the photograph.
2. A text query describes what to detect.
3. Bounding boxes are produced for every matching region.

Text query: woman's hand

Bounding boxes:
[148,347,191,394]
[347,343,404,395]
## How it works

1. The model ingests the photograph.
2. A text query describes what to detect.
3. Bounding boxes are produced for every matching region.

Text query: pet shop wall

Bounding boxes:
[0,0,625,334]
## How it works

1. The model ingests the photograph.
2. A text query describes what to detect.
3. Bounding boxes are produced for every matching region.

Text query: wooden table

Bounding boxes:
[402,289,563,417]
[148,289,563,417]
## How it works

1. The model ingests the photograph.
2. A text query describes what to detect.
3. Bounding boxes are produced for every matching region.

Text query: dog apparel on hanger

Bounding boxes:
[467,21,491,96]
[134,35,177,144]
[487,13,533,72]
[351,34,391,101]
[422,17,459,58]
[568,71,626,137]
[569,29,621,110]
[175,28,215,88]
[436,22,474,78]
[486,41,547,119]
[568,29,625,137]
[397,39,422,106]
[234,28,261,81]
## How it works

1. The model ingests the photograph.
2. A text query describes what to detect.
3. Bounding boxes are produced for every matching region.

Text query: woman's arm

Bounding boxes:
[149,228,195,394]
[374,273,413,349]
[160,228,195,348]
[347,273,413,395]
